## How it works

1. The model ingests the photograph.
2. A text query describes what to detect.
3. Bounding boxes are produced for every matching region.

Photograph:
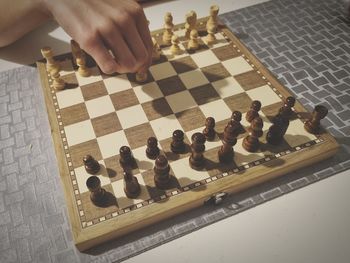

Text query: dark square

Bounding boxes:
[81,81,108,101]
[157,75,186,96]
[170,56,198,74]
[91,112,122,137]
[212,44,241,61]
[175,107,206,132]
[70,139,102,168]
[261,102,284,122]
[142,97,173,121]
[60,103,89,126]
[126,71,154,87]
[223,92,253,113]
[110,89,139,110]
[234,70,267,91]
[61,73,79,89]
[159,136,191,163]
[201,63,231,82]
[124,122,156,149]
[189,84,220,105]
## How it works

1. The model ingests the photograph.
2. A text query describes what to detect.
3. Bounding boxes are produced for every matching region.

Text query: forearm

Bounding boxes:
[0,0,50,47]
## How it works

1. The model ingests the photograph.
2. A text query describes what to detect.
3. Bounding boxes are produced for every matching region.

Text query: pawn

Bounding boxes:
[83,154,100,174]
[205,23,216,45]
[163,12,174,45]
[171,129,186,153]
[170,34,181,55]
[152,37,161,61]
[41,46,60,73]
[51,69,66,91]
[154,155,171,189]
[146,137,160,160]
[135,71,148,83]
[243,117,264,152]
[279,96,295,119]
[202,117,216,141]
[86,176,106,206]
[76,56,91,77]
[189,132,206,170]
[304,105,328,134]
[266,115,285,145]
[185,10,197,39]
[246,100,262,123]
[230,111,244,134]
[187,29,199,51]
[218,120,240,163]
[119,146,136,169]
[123,169,141,198]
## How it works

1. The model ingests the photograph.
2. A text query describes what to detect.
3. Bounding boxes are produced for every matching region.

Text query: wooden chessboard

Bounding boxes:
[37,17,339,251]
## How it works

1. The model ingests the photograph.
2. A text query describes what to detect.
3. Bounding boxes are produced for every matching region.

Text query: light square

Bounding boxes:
[162,44,187,60]
[116,104,148,129]
[64,120,95,146]
[284,119,317,147]
[212,77,245,98]
[171,158,209,187]
[234,137,265,166]
[185,127,222,151]
[75,66,103,86]
[150,115,183,141]
[133,82,163,103]
[199,99,232,122]
[85,95,114,119]
[165,90,197,113]
[103,74,133,94]
[111,175,150,208]
[179,70,209,89]
[56,88,84,109]
[74,161,110,193]
[132,145,155,172]
[97,130,129,159]
[149,62,177,81]
[222,57,253,76]
[190,50,220,68]
[246,85,282,106]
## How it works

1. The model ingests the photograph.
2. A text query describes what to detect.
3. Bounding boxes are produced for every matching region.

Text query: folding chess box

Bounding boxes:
[37,17,339,250]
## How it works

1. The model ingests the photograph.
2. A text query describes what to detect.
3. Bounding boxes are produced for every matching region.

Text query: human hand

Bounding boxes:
[43,0,152,74]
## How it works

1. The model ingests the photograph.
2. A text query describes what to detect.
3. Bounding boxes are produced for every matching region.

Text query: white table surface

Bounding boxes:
[0,1,349,262]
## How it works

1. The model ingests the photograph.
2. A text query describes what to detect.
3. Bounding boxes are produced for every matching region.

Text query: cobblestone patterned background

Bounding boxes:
[0,0,349,262]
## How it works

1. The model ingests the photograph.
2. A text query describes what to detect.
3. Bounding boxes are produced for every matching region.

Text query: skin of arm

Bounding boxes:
[0,0,152,74]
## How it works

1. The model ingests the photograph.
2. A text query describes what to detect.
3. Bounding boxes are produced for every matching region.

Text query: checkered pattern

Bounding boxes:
[44,20,322,228]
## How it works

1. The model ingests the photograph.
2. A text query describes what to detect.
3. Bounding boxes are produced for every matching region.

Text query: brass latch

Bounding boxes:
[204,192,228,206]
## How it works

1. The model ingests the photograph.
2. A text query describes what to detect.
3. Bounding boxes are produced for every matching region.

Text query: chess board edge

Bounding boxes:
[36,17,339,251]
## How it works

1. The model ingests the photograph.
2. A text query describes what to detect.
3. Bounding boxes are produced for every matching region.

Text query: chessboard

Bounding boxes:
[37,15,339,251]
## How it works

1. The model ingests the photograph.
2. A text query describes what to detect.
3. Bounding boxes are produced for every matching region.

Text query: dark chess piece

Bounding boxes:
[266,115,285,145]
[304,105,328,134]
[230,111,244,134]
[243,117,264,152]
[86,175,106,206]
[189,132,206,170]
[83,155,100,174]
[171,129,186,153]
[146,137,160,160]
[246,100,261,123]
[154,155,171,189]
[123,169,141,198]
[202,117,216,141]
[218,120,240,163]
[279,96,295,119]
[119,146,136,169]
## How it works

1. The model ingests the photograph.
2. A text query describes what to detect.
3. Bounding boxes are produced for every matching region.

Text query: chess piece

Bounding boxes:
[86,176,106,206]
[146,137,160,160]
[163,12,174,45]
[185,10,197,39]
[135,71,148,83]
[266,115,285,145]
[187,29,199,50]
[230,111,245,134]
[206,5,219,34]
[202,117,216,141]
[154,155,171,189]
[205,23,216,45]
[246,100,262,123]
[171,129,186,153]
[243,117,264,152]
[51,69,65,91]
[70,39,84,63]
[83,155,100,174]
[41,46,61,73]
[123,169,141,198]
[76,55,91,77]
[119,146,136,169]
[218,121,240,163]
[304,105,328,134]
[279,96,295,119]
[189,132,206,170]
[152,37,161,61]
[170,34,181,55]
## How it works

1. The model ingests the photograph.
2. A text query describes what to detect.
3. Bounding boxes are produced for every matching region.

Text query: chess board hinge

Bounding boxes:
[204,192,228,206]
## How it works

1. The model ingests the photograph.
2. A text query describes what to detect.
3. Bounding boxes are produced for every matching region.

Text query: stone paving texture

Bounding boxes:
[0,0,349,262]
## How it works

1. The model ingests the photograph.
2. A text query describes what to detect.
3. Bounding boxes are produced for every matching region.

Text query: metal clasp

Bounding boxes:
[204,192,228,206]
